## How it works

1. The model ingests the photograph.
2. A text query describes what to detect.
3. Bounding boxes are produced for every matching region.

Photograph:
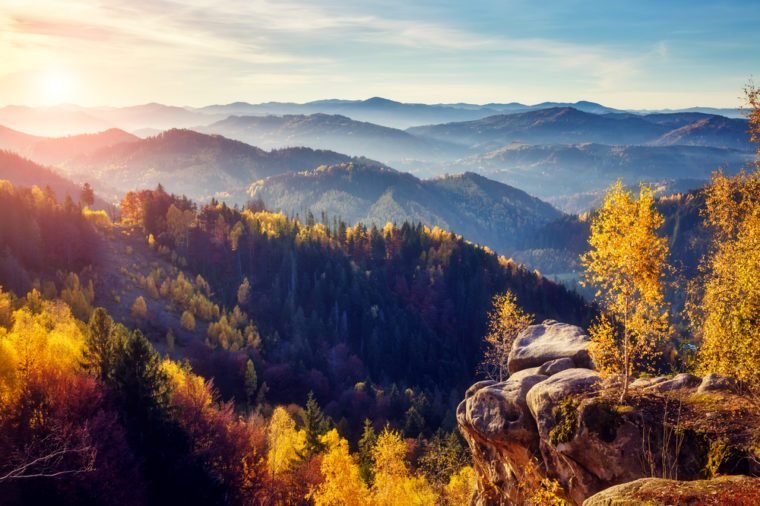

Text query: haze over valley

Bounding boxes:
[1,94,756,289]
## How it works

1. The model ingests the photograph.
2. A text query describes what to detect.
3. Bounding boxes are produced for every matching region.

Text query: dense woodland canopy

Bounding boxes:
[120,185,591,436]
[0,179,101,295]
[0,179,590,504]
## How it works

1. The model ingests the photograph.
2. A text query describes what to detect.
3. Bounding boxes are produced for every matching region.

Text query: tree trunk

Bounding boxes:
[620,299,630,402]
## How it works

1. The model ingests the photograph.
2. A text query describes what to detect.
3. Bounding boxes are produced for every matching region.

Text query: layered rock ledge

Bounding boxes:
[457,320,760,505]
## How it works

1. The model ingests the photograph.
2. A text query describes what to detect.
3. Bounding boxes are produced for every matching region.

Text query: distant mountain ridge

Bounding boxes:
[1,98,743,136]
[407,107,752,151]
[0,123,140,165]
[452,142,753,211]
[0,150,101,205]
[200,113,467,163]
[61,129,362,203]
[248,162,562,254]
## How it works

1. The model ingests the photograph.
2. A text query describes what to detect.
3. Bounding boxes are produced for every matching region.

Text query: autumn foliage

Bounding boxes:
[0,291,472,504]
[582,182,670,399]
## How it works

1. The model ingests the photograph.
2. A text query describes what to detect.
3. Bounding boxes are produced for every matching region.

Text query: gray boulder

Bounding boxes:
[526,368,601,438]
[508,320,593,374]
[458,373,547,440]
[643,373,701,393]
[538,357,576,376]
[698,373,736,393]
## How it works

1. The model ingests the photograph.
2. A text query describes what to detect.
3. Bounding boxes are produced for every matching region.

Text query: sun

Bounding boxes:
[39,70,77,105]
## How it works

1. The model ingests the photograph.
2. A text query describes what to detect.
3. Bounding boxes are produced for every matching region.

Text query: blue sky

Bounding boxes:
[1,0,758,108]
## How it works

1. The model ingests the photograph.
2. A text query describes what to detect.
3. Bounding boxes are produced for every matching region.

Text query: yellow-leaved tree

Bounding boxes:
[689,85,760,390]
[689,83,760,388]
[443,466,476,505]
[308,429,370,506]
[0,295,86,406]
[581,181,670,400]
[371,428,436,506]
[267,406,305,482]
[478,290,534,381]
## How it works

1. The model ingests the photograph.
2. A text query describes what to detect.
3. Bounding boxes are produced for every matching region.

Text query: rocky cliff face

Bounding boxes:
[457,320,760,505]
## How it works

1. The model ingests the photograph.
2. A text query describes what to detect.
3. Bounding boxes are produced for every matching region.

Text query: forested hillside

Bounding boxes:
[514,187,715,315]
[0,150,109,208]
[249,163,562,254]
[60,129,362,203]
[0,179,592,504]
[120,187,590,426]
[201,113,465,162]
[452,142,752,211]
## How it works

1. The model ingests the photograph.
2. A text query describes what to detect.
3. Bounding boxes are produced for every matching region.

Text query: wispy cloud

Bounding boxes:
[0,0,756,107]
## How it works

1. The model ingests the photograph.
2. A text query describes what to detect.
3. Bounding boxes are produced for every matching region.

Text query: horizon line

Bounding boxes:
[0,97,746,112]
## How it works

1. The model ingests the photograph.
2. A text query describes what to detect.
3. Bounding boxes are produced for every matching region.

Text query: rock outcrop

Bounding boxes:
[583,475,760,506]
[507,320,593,374]
[457,320,760,505]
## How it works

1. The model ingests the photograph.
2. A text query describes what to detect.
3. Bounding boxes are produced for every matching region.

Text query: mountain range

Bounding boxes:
[199,113,466,163]
[60,129,362,203]
[407,107,751,151]
[0,99,754,218]
[450,142,753,211]
[248,163,562,253]
[0,98,745,137]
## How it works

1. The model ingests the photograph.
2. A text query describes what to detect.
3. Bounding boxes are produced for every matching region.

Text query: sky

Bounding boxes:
[1,0,759,108]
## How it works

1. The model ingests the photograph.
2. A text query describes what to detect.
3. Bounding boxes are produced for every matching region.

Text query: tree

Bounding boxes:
[80,182,95,208]
[693,169,760,389]
[687,85,760,390]
[110,329,170,422]
[237,277,251,306]
[165,328,175,352]
[358,418,377,485]
[371,428,436,506]
[418,430,470,488]
[478,290,533,381]
[443,466,476,506]
[0,434,96,482]
[180,310,196,331]
[166,204,195,247]
[131,295,148,320]
[267,407,305,481]
[581,181,670,401]
[244,358,257,406]
[308,429,370,506]
[746,80,760,160]
[0,287,13,328]
[301,391,330,457]
[82,307,115,381]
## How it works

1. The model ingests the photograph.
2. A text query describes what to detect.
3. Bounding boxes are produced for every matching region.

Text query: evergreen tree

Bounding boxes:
[110,330,219,503]
[358,418,377,485]
[80,182,95,207]
[244,358,258,406]
[82,307,114,381]
[301,391,330,457]
[110,329,170,424]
